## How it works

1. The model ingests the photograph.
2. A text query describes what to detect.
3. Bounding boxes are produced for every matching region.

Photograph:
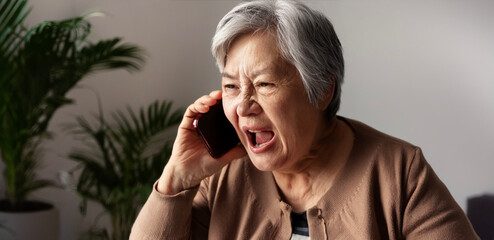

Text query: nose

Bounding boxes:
[237,95,261,117]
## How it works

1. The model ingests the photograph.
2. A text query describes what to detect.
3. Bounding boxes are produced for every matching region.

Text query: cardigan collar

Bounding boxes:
[244,117,380,224]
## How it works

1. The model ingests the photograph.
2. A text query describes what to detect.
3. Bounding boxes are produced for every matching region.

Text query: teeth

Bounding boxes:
[249,129,260,147]
[248,129,261,133]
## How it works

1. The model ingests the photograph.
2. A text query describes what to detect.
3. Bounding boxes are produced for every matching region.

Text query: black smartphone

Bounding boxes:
[193,100,240,158]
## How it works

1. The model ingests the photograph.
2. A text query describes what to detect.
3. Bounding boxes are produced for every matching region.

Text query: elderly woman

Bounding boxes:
[131,0,478,239]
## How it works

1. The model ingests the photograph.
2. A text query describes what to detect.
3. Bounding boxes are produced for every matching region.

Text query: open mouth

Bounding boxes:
[247,129,275,147]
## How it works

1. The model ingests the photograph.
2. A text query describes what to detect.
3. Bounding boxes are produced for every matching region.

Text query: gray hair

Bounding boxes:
[211,0,344,119]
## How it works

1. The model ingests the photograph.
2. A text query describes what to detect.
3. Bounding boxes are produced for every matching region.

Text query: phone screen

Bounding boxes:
[193,100,240,158]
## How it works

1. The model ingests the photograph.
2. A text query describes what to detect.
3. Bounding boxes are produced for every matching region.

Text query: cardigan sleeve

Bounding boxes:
[401,148,479,239]
[130,180,211,240]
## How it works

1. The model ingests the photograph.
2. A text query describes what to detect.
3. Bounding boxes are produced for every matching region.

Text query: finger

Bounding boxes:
[209,90,222,99]
[190,102,210,114]
[186,95,215,117]
[181,93,222,129]
[194,96,218,108]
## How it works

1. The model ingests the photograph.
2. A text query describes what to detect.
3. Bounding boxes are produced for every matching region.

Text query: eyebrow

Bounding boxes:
[221,72,237,80]
[221,68,273,81]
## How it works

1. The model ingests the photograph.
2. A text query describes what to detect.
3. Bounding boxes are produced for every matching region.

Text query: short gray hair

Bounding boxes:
[211,0,344,119]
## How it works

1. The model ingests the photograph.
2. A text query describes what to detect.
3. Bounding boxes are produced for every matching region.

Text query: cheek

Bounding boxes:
[278,119,299,151]
[273,101,314,149]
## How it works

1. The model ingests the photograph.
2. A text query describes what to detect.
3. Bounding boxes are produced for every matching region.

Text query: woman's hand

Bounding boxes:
[157,90,246,195]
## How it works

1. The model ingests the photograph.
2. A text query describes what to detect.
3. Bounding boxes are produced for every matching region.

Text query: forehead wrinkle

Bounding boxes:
[224,32,294,84]
[240,56,278,81]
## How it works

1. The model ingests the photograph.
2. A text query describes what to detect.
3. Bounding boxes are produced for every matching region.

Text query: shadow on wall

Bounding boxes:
[467,194,494,240]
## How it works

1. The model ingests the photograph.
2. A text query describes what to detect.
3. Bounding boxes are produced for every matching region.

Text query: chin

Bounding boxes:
[248,153,285,172]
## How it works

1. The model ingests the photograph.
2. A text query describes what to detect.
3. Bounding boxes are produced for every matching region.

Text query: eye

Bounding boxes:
[258,82,273,87]
[224,84,237,89]
[222,84,240,95]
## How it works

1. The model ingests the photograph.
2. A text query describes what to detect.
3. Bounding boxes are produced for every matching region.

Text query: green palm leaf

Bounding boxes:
[0,0,145,210]
[67,100,183,239]
[0,0,28,117]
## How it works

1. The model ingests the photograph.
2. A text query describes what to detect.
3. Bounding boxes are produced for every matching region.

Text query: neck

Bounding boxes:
[272,117,353,212]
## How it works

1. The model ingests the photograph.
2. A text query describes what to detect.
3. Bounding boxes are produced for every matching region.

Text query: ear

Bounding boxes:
[318,77,336,111]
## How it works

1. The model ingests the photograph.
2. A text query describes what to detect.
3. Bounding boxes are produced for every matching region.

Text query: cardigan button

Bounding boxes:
[309,208,319,217]
[279,201,291,211]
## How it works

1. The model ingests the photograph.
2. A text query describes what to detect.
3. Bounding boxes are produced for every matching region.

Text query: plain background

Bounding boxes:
[0,0,492,239]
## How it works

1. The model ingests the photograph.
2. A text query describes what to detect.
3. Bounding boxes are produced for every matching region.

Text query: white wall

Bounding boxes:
[5,0,493,239]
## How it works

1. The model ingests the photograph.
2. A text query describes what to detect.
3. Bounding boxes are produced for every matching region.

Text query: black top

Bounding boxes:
[290,211,309,236]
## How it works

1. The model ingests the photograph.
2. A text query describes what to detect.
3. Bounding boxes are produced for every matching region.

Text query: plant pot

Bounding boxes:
[0,200,59,240]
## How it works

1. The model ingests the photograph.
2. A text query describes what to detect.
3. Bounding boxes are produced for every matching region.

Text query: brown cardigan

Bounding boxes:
[130,118,479,239]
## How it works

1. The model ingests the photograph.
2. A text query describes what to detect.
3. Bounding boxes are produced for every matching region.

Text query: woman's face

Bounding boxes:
[222,32,326,172]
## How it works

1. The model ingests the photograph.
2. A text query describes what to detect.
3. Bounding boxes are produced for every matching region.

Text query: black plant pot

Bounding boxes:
[0,199,53,212]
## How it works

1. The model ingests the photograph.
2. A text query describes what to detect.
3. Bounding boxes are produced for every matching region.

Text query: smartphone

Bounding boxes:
[193,100,240,158]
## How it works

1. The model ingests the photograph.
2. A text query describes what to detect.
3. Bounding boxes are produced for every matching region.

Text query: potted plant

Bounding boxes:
[0,0,144,239]
[64,99,183,240]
